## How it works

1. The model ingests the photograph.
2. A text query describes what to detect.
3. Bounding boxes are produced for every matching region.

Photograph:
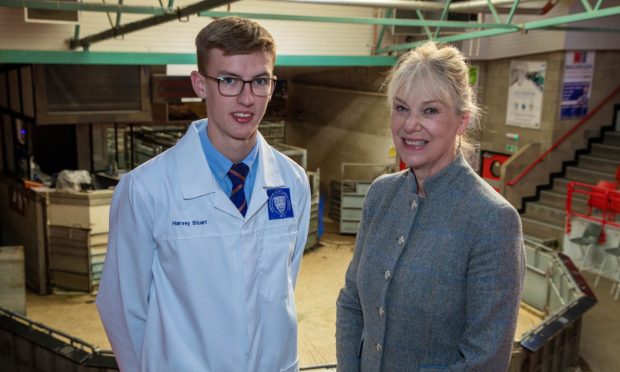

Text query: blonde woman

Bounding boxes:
[336,42,525,371]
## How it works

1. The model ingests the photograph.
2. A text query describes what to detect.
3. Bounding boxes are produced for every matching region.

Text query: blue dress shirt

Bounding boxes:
[197,120,258,205]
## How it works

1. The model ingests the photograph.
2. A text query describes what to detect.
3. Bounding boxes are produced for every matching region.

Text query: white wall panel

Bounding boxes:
[0,8,75,51]
[0,1,375,56]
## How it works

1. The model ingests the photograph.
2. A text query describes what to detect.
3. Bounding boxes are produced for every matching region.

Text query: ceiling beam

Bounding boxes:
[198,10,517,29]
[0,0,172,15]
[69,0,239,50]
[0,50,398,66]
[378,5,620,53]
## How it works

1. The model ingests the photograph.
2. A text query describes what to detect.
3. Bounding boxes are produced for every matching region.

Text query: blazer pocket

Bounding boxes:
[259,231,297,301]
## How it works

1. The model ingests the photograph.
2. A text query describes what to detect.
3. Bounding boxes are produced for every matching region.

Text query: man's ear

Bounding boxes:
[190,71,207,99]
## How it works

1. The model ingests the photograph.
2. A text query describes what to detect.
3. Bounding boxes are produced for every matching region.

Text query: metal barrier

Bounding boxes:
[0,307,118,371]
[510,238,597,371]
[0,239,596,371]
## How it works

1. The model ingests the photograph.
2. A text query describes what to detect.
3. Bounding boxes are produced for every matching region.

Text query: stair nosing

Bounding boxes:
[579,154,620,165]
[520,216,565,231]
[566,166,616,177]
[527,202,566,213]
[592,143,620,150]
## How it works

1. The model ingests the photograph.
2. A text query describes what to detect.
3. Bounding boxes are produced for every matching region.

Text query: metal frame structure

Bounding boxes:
[0,0,619,65]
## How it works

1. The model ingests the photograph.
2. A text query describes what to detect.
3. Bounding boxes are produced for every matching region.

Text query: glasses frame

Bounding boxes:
[201,73,277,97]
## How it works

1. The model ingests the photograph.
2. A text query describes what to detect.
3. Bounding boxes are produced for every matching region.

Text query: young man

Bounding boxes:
[97,17,311,372]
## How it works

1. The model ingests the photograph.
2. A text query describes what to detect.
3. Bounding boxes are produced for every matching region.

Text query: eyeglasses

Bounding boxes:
[202,74,277,97]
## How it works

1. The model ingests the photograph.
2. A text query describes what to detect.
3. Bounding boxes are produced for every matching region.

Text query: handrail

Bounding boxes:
[507,83,620,186]
[564,180,620,243]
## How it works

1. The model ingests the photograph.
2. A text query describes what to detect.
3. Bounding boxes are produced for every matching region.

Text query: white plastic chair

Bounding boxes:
[569,223,602,271]
[594,245,620,301]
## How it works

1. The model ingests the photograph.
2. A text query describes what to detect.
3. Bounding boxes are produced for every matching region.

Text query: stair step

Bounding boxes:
[591,143,620,160]
[523,203,567,226]
[552,178,580,194]
[521,217,565,248]
[566,166,616,184]
[603,131,620,146]
[578,155,620,174]
[539,190,588,212]
[523,234,558,248]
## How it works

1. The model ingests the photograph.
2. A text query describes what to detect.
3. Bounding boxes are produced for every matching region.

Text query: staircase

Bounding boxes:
[521,129,620,248]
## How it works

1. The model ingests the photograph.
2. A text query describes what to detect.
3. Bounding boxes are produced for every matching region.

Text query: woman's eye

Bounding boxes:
[394,104,408,112]
[423,107,439,115]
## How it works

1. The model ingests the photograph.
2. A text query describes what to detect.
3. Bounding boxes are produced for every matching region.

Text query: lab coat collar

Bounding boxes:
[176,121,218,199]
[244,134,285,219]
[176,121,286,210]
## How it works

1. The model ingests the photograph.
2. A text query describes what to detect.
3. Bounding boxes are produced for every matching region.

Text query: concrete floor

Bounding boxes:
[579,271,620,372]
[21,225,620,371]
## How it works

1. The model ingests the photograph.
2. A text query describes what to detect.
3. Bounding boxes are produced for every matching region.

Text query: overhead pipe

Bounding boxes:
[69,0,239,50]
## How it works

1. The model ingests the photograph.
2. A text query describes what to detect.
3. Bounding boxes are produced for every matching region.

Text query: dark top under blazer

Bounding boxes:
[336,153,526,372]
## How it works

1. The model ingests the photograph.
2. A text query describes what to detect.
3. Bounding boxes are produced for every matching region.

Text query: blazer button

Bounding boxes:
[398,236,405,244]
[379,307,385,316]
[411,200,418,209]
[376,343,382,352]
[384,270,391,280]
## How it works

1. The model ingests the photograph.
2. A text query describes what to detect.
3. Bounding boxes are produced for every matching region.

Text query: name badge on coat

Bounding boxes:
[267,188,294,220]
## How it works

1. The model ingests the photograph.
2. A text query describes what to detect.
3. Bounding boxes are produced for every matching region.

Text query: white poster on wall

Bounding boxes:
[560,51,595,119]
[506,60,546,129]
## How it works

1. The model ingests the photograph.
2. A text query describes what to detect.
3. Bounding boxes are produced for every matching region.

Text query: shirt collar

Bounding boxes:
[198,120,259,180]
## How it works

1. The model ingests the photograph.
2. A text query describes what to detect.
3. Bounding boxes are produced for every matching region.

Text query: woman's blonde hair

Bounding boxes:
[385,41,480,155]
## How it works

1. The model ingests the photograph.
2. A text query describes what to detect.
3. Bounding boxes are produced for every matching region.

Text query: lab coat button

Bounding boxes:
[398,236,405,244]
[384,270,391,280]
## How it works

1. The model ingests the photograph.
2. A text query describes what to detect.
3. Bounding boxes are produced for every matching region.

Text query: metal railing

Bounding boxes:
[565,180,620,240]
[507,84,620,187]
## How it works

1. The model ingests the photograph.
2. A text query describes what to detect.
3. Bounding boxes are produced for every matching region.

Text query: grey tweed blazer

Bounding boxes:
[336,153,525,372]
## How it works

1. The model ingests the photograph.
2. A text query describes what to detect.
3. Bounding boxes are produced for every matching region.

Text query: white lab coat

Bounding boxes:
[97,121,311,372]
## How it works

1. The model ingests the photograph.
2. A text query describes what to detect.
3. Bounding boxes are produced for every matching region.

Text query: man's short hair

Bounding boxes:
[195,16,276,73]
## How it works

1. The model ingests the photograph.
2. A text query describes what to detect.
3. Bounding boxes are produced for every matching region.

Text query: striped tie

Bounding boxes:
[227,162,250,217]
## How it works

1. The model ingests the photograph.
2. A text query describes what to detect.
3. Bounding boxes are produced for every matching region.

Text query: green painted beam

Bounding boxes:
[198,10,516,29]
[0,0,171,15]
[377,5,620,54]
[0,50,397,66]
[278,55,397,66]
[506,0,520,24]
[71,0,238,50]
[375,9,393,54]
[434,0,453,39]
[579,0,593,12]
[524,6,620,30]
[486,0,502,24]
[377,28,515,53]
[545,25,620,32]
[115,0,124,29]
[416,9,433,40]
